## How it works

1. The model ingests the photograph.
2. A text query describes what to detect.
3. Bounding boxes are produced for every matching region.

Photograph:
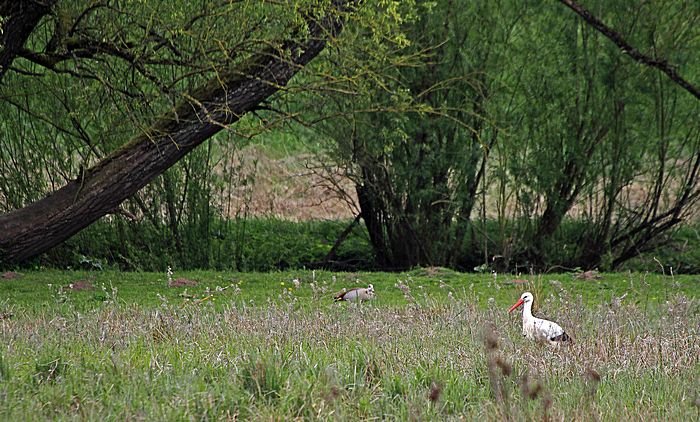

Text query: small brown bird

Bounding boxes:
[334,284,375,302]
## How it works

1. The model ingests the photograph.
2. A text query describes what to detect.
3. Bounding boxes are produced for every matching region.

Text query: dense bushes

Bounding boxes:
[38,218,374,272]
[23,218,700,274]
[309,0,700,272]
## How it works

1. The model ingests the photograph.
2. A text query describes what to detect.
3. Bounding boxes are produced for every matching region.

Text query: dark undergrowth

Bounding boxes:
[8,218,700,274]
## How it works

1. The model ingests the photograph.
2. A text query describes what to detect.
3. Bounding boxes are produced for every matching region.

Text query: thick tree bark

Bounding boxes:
[0,1,356,265]
[0,0,57,81]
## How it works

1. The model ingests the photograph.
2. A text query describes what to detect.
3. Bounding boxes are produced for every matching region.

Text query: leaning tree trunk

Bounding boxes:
[0,1,356,265]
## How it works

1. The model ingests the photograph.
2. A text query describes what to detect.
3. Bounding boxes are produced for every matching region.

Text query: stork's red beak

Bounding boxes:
[508,298,524,313]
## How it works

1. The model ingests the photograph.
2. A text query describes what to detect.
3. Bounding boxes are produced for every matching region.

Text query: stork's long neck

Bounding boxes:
[522,301,534,321]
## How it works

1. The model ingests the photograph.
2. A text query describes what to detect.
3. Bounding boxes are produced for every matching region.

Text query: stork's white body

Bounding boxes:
[509,292,571,345]
[520,306,567,342]
[334,284,375,302]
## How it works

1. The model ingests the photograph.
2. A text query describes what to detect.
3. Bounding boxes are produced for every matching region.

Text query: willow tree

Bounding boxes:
[503,0,700,270]
[0,0,359,265]
[311,0,699,271]
[305,1,519,269]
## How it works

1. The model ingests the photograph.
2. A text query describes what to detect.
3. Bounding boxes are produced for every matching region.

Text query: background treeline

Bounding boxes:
[41,218,700,274]
[1,1,699,272]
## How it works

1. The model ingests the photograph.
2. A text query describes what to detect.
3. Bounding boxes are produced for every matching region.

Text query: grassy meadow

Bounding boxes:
[0,269,698,420]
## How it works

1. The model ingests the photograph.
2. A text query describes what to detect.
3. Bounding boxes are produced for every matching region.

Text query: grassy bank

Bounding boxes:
[1,270,698,420]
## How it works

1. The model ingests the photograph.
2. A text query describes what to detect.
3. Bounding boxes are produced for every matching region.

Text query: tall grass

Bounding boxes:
[0,276,697,420]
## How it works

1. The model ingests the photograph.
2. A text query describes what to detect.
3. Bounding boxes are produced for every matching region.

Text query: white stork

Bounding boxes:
[334,284,375,302]
[508,292,571,345]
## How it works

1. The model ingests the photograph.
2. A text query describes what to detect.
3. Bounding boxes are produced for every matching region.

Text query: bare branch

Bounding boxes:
[558,0,700,100]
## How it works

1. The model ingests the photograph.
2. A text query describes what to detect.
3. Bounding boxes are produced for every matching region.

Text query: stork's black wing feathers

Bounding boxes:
[550,331,572,342]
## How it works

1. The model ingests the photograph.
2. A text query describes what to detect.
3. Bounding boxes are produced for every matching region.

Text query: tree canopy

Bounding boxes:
[1,0,699,271]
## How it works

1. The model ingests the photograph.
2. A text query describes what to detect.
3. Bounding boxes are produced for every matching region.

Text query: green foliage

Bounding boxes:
[11,216,700,274]
[492,0,700,269]
[303,0,700,271]
[38,217,373,272]
[305,0,510,269]
[619,224,700,274]
[2,0,700,273]
[0,0,364,264]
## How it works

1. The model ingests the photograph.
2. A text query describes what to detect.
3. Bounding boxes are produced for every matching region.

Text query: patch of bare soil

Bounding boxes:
[168,278,198,287]
[66,280,95,291]
[215,146,357,221]
[1,271,22,280]
[216,146,700,224]
[575,270,603,281]
[411,267,459,277]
